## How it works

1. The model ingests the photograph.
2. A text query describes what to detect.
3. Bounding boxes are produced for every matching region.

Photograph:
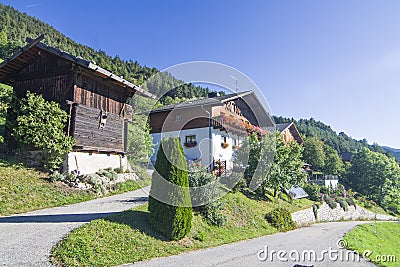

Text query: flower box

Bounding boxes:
[184,141,197,148]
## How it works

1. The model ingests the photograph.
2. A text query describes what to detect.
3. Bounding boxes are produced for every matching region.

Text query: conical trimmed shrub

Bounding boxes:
[148,137,192,240]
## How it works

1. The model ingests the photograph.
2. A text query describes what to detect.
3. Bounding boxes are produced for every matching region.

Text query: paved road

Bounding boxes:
[128,221,379,267]
[0,187,150,267]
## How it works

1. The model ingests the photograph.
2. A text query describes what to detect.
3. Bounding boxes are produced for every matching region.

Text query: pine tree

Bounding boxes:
[148,137,192,240]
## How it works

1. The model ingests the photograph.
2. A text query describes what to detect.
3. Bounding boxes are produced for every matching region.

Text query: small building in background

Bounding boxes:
[276,122,303,145]
[309,174,339,189]
[340,152,353,163]
[0,35,155,174]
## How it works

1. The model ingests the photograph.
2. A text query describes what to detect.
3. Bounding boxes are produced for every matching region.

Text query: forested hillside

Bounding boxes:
[274,116,397,159]
[0,4,218,101]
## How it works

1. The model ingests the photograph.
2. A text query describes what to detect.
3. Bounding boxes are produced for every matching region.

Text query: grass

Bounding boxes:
[344,222,400,267]
[0,160,149,216]
[354,199,392,216]
[51,192,314,266]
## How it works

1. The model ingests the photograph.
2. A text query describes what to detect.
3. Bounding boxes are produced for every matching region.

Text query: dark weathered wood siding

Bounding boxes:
[7,49,132,153]
[13,74,74,108]
[73,73,130,116]
[149,106,211,133]
[72,104,124,152]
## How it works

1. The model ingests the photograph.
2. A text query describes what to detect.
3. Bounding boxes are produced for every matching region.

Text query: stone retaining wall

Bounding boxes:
[292,202,398,226]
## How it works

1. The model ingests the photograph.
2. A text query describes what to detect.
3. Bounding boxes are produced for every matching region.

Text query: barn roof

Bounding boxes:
[0,35,156,99]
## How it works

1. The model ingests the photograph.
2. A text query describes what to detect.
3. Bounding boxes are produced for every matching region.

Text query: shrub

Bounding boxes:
[194,230,205,242]
[324,195,337,209]
[96,169,117,181]
[49,171,66,182]
[346,197,356,207]
[312,203,319,220]
[303,183,321,201]
[188,165,226,226]
[201,201,226,227]
[265,207,296,232]
[148,137,192,240]
[336,197,349,211]
[320,186,329,194]
[9,92,75,171]
[113,167,124,174]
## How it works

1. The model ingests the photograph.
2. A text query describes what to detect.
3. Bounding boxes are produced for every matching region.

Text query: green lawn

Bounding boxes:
[0,161,148,216]
[344,222,400,267]
[355,199,392,216]
[51,192,314,266]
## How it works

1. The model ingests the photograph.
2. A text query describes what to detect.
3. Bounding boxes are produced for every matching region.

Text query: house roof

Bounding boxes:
[146,90,274,127]
[0,35,156,99]
[276,122,292,132]
[287,186,309,199]
[275,122,304,144]
[148,91,254,113]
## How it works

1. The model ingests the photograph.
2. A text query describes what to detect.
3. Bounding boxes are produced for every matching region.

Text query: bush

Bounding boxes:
[265,207,296,232]
[49,171,66,182]
[303,183,321,201]
[194,230,206,242]
[336,197,349,211]
[113,167,124,174]
[312,203,319,220]
[201,201,226,227]
[188,165,226,226]
[148,137,192,240]
[324,195,337,209]
[96,169,117,181]
[320,186,329,195]
[346,197,356,207]
[9,92,75,171]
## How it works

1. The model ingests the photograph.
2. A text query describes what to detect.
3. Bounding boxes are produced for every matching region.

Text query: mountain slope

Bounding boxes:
[274,116,397,160]
[0,4,218,101]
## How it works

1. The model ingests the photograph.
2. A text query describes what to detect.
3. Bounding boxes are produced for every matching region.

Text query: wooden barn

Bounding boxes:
[0,35,155,173]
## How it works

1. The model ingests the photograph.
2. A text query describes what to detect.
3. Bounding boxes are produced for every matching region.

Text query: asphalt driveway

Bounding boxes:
[128,221,379,267]
[0,187,150,267]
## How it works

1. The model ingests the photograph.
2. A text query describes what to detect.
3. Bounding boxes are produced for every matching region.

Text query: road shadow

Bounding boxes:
[118,196,148,203]
[105,210,168,241]
[0,212,119,223]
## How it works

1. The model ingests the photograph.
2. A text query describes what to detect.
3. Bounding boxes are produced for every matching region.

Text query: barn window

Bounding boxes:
[99,110,108,129]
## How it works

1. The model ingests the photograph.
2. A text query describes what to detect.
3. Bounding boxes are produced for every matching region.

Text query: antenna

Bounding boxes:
[231,75,238,92]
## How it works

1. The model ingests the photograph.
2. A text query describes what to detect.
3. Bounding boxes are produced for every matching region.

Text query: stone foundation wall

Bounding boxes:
[292,202,398,226]
[63,152,130,174]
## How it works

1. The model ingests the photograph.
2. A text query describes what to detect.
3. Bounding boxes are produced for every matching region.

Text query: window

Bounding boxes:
[175,114,180,122]
[184,135,197,147]
[186,135,196,143]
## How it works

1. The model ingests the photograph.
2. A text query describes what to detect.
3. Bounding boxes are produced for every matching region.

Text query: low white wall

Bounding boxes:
[64,152,129,175]
[292,202,398,226]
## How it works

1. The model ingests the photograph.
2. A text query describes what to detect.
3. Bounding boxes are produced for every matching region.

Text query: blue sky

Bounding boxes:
[2,0,400,148]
